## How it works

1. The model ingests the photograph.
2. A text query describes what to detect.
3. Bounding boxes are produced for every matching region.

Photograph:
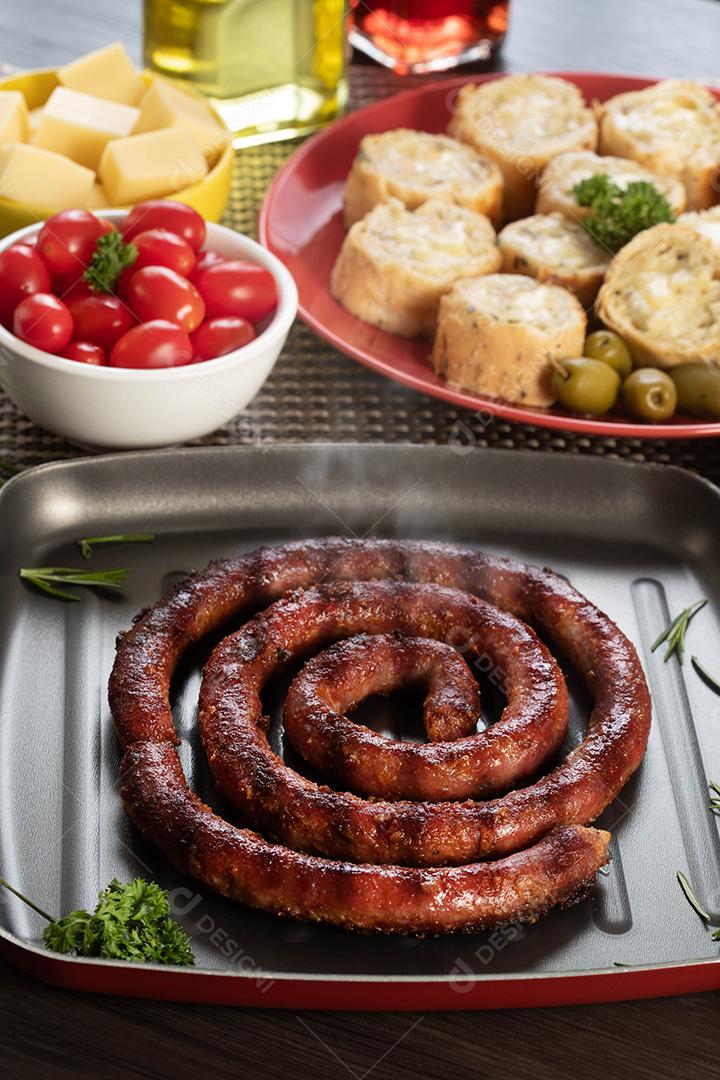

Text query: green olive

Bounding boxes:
[583,330,634,378]
[670,363,720,419]
[621,368,677,422]
[551,358,621,415]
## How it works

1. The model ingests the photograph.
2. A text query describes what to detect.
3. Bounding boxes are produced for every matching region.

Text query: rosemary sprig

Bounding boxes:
[676,871,710,922]
[0,459,22,488]
[78,533,155,560]
[691,656,720,696]
[651,599,707,663]
[19,566,129,602]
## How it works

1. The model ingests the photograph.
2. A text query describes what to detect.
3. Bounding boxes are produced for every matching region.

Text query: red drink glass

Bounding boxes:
[349,1,509,75]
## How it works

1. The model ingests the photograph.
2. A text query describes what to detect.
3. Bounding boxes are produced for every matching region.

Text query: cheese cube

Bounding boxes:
[0,143,94,211]
[85,182,108,209]
[27,107,43,137]
[98,127,208,206]
[34,88,139,171]
[58,42,145,106]
[134,79,228,161]
[0,92,29,146]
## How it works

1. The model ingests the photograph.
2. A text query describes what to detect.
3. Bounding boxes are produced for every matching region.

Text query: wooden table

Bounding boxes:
[0,1,718,1076]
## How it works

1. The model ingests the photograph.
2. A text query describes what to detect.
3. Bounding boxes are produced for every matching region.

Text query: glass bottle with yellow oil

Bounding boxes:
[143,0,348,147]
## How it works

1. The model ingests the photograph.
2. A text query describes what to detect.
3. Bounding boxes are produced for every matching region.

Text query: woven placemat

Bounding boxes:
[2,64,720,483]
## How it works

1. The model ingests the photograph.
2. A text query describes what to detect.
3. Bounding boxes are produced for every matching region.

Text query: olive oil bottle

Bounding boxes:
[143,0,348,146]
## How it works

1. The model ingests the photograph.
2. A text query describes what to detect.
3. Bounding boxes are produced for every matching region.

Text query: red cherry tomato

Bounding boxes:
[190,316,256,361]
[115,265,136,301]
[127,266,205,333]
[189,249,225,285]
[13,293,73,353]
[109,319,193,369]
[194,260,278,323]
[98,218,117,235]
[132,228,196,277]
[37,210,105,279]
[60,341,106,366]
[61,278,95,304]
[0,243,52,327]
[123,200,206,251]
[68,295,135,351]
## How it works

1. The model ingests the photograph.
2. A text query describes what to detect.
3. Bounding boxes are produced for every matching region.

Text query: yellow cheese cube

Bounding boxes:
[85,182,108,209]
[0,92,29,146]
[28,107,43,137]
[98,127,208,206]
[134,79,228,161]
[0,143,94,211]
[58,42,145,107]
[34,88,140,171]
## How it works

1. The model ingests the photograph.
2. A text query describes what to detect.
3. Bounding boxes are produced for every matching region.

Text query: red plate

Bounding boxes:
[260,72,720,440]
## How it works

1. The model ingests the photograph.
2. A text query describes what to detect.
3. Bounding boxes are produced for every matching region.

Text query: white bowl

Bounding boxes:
[0,211,298,449]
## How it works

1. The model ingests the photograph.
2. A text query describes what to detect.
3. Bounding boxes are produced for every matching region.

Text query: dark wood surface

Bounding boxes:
[0,1,719,1077]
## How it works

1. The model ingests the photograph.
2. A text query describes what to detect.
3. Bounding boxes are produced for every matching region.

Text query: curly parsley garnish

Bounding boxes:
[0,874,194,965]
[83,231,137,294]
[572,174,675,253]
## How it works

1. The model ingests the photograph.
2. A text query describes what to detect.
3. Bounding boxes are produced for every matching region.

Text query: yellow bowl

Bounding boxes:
[0,67,234,236]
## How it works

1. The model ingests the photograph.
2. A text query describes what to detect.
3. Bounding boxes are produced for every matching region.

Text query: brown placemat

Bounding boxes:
[2,64,719,483]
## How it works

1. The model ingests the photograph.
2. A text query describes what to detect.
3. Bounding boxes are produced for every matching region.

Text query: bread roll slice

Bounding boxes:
[431,274,587,406]
[498,212,609,308]
[596,80,720,210]
[678,205,720,251]
[447,75,597,221]
[596,223,720,368]
[342,128,503,227]
[331,198,502,338]
[537,149,687,221]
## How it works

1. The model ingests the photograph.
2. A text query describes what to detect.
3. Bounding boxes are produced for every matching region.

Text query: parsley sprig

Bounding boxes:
[572,174,675,253]
[78,533,155,560]
[0,875,194,965]
[83,232,137,294]
[19,566,128,602]
[651,599,707,663]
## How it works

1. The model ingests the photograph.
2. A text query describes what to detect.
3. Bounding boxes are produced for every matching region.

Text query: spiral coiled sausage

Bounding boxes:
[110,538,651,935]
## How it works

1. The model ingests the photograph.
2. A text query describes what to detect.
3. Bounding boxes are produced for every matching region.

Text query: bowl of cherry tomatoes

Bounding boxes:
[0,200,297,448]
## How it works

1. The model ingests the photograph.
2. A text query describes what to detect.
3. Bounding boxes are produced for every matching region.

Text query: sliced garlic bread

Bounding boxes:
[596,80,720,210]
[537,149,687,221]
[331,198,502,338]
[498,212,609,308]
[447,75,597,221]
[431,274,586,406]
[596,223,720,367]
[342,128,503,227]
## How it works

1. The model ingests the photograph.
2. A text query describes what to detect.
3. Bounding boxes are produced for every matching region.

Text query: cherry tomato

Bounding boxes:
[132,228,196,277]
[98,218,117,236]
[123,200,206,251]
[127,266,205,333]
[68,295,135,351]
[60,341,106,366]
[189,249,225,285]
[115,265,135,301]
[37,210,105,279]
[0,243,52,327]
[191,316,256,361]
[194,260,278,323]
[60,277,95,304]
[13,293,73,353]
[109,319,193,369]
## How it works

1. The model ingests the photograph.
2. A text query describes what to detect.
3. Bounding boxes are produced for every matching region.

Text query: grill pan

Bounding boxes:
[0,444,718,1008]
